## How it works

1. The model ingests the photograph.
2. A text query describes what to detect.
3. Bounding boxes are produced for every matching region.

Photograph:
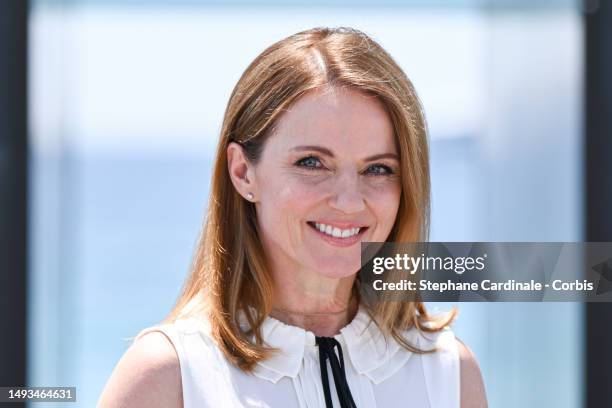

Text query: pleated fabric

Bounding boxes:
[134,303,460,408]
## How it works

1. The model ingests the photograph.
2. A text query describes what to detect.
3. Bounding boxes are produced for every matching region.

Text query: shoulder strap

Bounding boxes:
[418,328,461,408]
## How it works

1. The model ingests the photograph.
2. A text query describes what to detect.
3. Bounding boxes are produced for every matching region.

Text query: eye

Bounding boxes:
[365,163,395,176]
[295,155,324,169]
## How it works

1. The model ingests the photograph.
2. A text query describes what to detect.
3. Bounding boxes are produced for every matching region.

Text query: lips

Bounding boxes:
[307,220,368,230]
[306,221,369,247]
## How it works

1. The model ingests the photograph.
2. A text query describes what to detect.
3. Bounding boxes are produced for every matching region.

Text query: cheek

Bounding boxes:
[262,177,324,223]
[367,182,401,227]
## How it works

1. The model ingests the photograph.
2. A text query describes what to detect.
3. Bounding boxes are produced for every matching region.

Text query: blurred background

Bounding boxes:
[1,0,611,407]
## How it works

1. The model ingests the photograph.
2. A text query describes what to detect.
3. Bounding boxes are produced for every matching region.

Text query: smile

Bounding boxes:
[313,222,360,237]
[307,221,369,247]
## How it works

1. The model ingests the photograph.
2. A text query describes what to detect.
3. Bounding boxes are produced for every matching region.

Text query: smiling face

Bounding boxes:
[244,86,402,281]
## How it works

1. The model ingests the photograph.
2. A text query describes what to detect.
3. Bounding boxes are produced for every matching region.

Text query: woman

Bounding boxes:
[98,27,487,408]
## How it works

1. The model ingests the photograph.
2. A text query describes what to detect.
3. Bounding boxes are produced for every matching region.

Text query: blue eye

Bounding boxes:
[294,156,395,176]
[366,164,394,176]
[295,156,323,169]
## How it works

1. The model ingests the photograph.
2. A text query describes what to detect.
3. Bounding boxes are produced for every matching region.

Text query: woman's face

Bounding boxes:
[240,86,401,280]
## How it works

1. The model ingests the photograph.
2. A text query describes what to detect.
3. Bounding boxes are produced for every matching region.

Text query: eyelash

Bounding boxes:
[294,155,396,176]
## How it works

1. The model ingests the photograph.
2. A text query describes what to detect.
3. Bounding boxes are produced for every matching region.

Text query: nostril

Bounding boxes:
[328,193,367,214]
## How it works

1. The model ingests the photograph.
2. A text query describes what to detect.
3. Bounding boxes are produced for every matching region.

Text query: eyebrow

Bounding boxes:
[290,145,399,162]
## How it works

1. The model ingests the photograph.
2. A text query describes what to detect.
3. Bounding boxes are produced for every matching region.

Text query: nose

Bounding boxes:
[328,172,366,214]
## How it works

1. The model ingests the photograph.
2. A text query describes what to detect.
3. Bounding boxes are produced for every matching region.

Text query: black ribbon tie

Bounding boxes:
[315,336,357,408]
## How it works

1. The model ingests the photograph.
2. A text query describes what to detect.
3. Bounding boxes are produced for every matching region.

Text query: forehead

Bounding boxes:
[265,86,397,156]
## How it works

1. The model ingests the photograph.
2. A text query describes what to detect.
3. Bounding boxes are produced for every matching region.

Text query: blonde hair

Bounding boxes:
[164,27,456,370]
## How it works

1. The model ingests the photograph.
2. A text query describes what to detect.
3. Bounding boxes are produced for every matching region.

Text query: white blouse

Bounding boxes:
[135,304,460,408]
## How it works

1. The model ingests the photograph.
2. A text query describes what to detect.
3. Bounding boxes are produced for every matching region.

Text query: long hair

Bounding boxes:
[163,27,456,370]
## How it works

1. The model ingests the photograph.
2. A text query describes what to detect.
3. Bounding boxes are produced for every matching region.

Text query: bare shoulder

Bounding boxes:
[97,330,183,408]
[455,337,487,408]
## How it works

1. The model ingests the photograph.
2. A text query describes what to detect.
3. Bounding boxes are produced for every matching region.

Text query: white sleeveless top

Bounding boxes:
[135,304,460,408]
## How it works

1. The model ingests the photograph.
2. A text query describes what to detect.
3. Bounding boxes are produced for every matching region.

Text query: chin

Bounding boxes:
[310,259,360,280]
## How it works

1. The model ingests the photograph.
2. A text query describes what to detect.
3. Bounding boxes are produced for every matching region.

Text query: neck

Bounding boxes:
[263,241,361,336]
[270,287,359,337]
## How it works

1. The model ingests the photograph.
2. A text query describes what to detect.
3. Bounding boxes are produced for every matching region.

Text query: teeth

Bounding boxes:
[314,222,361,238]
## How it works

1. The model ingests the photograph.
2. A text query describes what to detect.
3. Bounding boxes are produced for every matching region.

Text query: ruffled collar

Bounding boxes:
[241,305,426,385]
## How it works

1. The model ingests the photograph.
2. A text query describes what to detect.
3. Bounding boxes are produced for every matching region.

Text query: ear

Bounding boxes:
[227,141,258,202]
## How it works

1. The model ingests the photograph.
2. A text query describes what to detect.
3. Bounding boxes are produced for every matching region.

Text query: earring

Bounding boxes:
[246,192,254,201]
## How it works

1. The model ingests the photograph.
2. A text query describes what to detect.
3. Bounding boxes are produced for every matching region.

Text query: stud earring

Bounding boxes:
[246,192,254,201]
